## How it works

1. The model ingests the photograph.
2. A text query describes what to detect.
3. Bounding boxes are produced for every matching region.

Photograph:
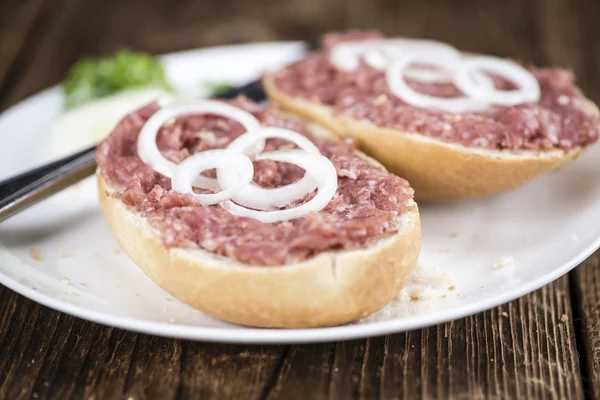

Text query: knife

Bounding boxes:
[0,40,318,223]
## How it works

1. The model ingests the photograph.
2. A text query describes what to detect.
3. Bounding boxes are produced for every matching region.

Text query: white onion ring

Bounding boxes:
[218,127,320,210]
[332,38,460,72]
[365,48,496,86]
[386,52,491,113]
[171,149,254,205]
[454,56,540,106]
[137,100,261,189]
[364,48,455,83]
[330,40,383,71]
[221,150,338,223]
[363,48,389,70]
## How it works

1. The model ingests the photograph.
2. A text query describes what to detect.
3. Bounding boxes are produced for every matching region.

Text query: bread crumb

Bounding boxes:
[412,263,454,287]
[80,283,86,286]
[448,285,456,291]
[501,311,509,317]
[72,292,81,297]
[60,251,72,259]
[492,256,515,270]
[410,296,420,302]
[480,285,485,289]
[418,286,437,300]
[135,293,140,297]
[29,247,41,262]
[441,294,447,299]
[439,248,451,253]
[63,278,71,285]
[450,232,458,238]
[560,314,569,322]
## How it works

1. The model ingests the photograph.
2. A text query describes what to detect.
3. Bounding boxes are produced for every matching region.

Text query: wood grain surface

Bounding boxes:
[0,0,599,399]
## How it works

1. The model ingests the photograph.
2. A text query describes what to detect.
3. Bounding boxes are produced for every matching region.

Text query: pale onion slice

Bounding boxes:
[171,149,254,205]
[330,38,460,72]
[386,52,490,113]
[454,56,541,106]
[364,48,389,70]
[330,40,383,71]
[137,100,261,189]
[365,48,456,83]
[221,150,338,223]
[217,127,321,210]
[405,68,495,86]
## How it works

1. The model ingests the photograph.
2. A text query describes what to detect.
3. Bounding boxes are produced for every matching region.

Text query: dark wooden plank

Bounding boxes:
[0,0,61,110]
[177,342,286,400]
[0,0,45,90]
[122,335,182,400]
[255,278,582,400]
[0,0,597,398]
[0,285,288,400]
[572,253,600,398]
[0,276,584,399]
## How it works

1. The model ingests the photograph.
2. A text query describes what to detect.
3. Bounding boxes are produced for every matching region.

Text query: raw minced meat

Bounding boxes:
[96,97,415,266]
[274,30,599,151]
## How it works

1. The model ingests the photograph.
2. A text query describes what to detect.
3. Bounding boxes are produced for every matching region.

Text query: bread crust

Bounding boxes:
[97,174,421,328]
[263,74,596,201]
[96,117,422,328]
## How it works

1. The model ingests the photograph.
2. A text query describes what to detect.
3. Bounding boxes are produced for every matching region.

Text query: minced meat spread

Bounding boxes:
[273,30,599,151]
[96,97,415,266]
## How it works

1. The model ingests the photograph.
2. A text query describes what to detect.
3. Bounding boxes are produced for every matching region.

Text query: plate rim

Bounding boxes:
[1,41,599,344]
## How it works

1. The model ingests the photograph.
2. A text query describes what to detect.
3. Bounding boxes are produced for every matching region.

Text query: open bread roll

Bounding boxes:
[264,74,596,202]
[96,102,422,328]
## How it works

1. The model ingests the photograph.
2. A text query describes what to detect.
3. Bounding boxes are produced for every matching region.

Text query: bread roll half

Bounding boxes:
[97,115,422,328]
[263,74,597,201]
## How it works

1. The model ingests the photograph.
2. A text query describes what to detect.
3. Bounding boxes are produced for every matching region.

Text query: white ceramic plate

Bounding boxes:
[1,42,600,344]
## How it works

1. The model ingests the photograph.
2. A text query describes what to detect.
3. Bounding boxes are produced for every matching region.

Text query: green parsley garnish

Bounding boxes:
[63,49,172,110]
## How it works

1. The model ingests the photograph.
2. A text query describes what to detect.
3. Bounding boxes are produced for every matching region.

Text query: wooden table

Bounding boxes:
[1,0,599,398]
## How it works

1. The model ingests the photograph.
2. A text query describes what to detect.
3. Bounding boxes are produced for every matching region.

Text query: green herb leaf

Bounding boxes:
[63,49,172,110]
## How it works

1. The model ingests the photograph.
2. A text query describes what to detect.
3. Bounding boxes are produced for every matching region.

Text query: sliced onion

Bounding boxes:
[330,39,384,71]
[454,56,540,106]
[379,39,459,60]
[330,38,460,73]
[217,127,321,210]
[367,51,488,86]
[137,100,261,189]
[364,48,389,70]
[221,150,338,223]
[386,52,490,113]
[403,67,454,83]
[364,48,454,83]
[171,149,254,205]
